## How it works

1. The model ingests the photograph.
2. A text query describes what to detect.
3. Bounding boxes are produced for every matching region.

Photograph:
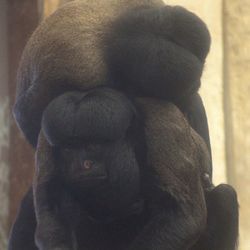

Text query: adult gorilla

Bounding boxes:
[9,1,238,250]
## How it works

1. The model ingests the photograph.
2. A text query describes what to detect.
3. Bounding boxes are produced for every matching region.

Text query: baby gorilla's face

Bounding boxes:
[59,143,109,189]
[57,139,143,222]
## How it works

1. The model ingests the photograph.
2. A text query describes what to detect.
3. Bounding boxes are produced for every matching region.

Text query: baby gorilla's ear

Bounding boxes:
[41,88,136,146]
[106,5,211,101]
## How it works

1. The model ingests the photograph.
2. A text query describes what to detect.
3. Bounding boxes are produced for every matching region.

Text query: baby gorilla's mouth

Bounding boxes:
[81,175,107,180]
[86,199,145,224]
[126,199,145,216]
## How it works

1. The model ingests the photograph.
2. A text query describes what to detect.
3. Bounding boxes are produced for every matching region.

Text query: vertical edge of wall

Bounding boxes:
[0,0,10,248]
[7,0,40,231]
[222,0,237,189]
[223,1,250,249]
[198,0,227,185]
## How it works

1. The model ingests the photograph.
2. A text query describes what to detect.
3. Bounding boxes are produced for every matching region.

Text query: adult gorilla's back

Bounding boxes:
[14,0,163,146]
[14,0,210,147]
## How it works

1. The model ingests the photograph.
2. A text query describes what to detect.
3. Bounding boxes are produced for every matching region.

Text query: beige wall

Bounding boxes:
[43,0,73,17]
[224,1,250,248]
[0,0,9,249]
[43,0,61,17]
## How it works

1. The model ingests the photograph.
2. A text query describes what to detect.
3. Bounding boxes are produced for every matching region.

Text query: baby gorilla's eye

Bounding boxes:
[83,160,94,170]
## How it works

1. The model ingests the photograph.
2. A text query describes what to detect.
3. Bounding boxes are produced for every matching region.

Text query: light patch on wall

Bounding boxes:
[44,0,61,17]
[0,98,9,250]
[43,0,73,18]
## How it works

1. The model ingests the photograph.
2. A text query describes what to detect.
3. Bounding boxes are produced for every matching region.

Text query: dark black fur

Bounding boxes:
[13,2,211,148]
[105,5,210,101]
[192,185,239,250]
[42,88,137,146]
[10,1,238,250]
[9,186,238,250]
[9,88,238,250]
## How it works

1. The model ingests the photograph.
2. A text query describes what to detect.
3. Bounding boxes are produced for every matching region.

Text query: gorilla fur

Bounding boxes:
[42,88,137,146]
[14,0,210,147]
[10,1,238,250]
[32,89,211,250]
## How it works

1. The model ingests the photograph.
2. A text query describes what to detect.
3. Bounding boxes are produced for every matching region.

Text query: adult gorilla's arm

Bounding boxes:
[130,98,209,250]
[8,188,37,250]
[34,131,76,250]
[180,92,239,250]
[176,92,212,158]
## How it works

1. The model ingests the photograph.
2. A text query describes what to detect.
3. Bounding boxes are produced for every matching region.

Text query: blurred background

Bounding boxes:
[0,0,249,249]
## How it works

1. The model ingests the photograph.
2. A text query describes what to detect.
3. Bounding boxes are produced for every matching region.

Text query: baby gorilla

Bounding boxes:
[10,87,238,250]
[34,88,146,250]
[34,87,217,250]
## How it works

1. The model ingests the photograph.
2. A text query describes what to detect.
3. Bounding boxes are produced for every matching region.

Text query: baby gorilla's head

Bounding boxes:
[42,88,145,222]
